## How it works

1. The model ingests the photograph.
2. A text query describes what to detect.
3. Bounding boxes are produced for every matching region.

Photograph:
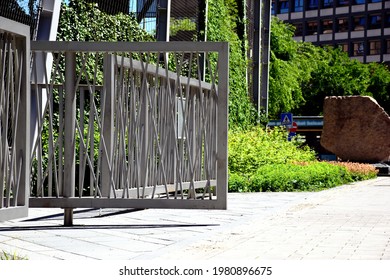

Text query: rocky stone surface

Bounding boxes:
[320,96,390,162]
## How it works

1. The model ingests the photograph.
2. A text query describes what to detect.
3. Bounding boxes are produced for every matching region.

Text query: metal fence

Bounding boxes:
[29,41,228,211]
[0,17,31,222]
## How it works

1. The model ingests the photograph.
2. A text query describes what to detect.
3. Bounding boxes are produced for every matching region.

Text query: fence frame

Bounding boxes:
[29,41,229,213]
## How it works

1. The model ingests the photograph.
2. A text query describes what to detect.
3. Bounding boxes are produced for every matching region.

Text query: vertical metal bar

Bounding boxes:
[216,43,229,209]
[58,86,64,196]
[101,53,115,197]
[89,88,95,196]
[79,87,85,197]
[63,51,76,226]
[140,64,149,197]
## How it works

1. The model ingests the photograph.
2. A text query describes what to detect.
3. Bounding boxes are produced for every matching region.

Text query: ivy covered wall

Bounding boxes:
[207,0,257,130]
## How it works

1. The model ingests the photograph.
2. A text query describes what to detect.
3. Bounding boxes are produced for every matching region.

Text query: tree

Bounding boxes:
[296,47,371,115]
[268,17,312,118]
[367,62,390,113]
[269,17,390,116]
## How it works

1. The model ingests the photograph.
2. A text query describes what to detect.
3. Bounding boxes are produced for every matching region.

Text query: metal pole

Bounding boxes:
[156,0,171,42]
[252,0,261,112]
[260,0,271,117]
[252,0,271,118]
[63,51,76,226]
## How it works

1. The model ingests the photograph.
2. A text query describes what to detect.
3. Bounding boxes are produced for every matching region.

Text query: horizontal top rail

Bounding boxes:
[31,41,229,53]
[117,56,213,90]
[0,16,30,37]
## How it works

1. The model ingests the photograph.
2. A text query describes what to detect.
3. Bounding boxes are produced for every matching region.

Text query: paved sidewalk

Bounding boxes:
[1,177,389,260]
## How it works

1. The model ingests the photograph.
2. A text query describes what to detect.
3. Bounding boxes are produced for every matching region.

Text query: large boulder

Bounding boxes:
[320,96,390,162]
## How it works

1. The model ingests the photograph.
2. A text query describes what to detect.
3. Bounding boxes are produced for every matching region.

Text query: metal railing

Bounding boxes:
[29,41,228,212]
[0,17,30,222]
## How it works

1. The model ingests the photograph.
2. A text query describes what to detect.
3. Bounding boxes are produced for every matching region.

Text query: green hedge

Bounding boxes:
[228,126,377,192]
[229,162,352,192]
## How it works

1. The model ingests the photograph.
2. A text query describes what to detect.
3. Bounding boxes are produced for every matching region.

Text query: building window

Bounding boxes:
[385,13,390,28]
[272,1,276,15]
[353,16,366,31]
[307,0,319,10]
[321,19,333,34]
[293,0,304,12]
[369,0,382,2]
[354,0,365,4]
[323,0,334,7]
[353,41,365,56]
[387,39,390,54]
[337,0,350,6]
[369,40,381,55]
[306,21,319,35]
[369,15,382,29]
[337,18,349,32]
[278,0,289,13]
[293,23,304,36]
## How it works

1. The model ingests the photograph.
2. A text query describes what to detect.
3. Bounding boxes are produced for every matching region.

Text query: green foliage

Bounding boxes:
[228,126,377,193]
[247,162,350,192]
[170,18,196,37]
[297,47,371,115]
[56,1,154,85]
[367,62,390,113]
[269,17,390,116]
[58,1,153,42]
[207,0,257,129]
[228,126,316,176]
[268,18,312,117]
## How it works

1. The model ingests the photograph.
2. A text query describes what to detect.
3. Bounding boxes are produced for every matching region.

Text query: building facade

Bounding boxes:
[272,0,390,64]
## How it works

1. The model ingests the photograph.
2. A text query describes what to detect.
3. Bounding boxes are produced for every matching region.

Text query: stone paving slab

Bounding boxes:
[0,177,389,260]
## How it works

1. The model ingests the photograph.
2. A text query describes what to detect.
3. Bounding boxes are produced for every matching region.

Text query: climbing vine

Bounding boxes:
[207,0,257,130]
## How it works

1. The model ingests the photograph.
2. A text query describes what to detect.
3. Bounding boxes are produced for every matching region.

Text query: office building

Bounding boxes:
[272,0,390,64]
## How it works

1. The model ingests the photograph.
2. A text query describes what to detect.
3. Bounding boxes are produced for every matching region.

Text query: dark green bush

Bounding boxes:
[246,162,351,192]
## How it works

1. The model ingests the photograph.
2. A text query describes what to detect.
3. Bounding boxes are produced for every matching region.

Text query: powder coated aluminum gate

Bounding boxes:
[28,41,228,222]
[0,17,31,222]
[0,18,228,224]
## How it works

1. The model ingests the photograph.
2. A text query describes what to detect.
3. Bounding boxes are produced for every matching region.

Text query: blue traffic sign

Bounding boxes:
[280,113,293,126]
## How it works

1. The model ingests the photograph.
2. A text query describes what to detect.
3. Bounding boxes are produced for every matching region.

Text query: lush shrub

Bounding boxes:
[228,126,316,176]
[228,126,378,192]
[247,162,350,192]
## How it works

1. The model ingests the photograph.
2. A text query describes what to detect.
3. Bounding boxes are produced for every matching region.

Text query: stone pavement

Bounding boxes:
[0,177,389,260]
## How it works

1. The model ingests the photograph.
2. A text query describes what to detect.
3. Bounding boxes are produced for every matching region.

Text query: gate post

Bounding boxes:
[0,17,30,222]
[15,30,31,217]
[63,51,76,226]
